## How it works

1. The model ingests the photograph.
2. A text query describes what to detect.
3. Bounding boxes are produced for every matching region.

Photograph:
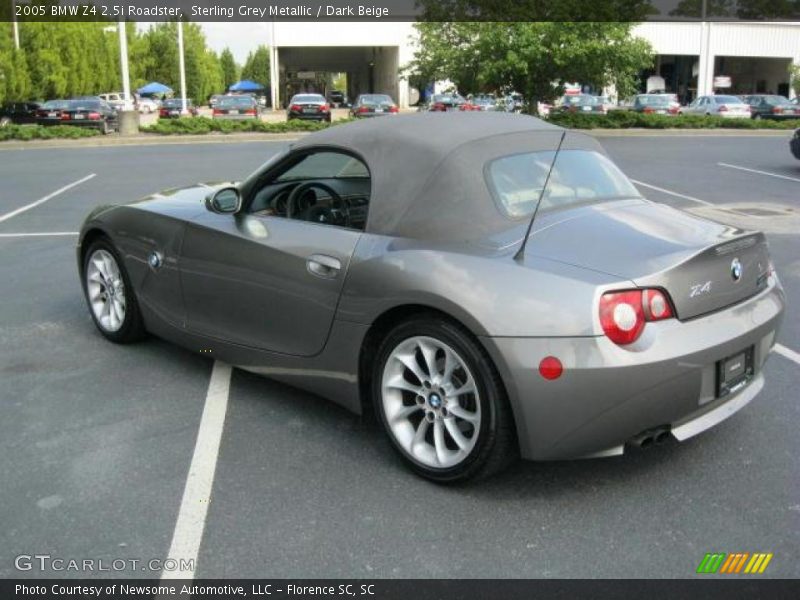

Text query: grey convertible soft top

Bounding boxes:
[292,112,606,241]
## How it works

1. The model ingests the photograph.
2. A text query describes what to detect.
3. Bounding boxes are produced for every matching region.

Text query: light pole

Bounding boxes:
[177,20,188,115]
[12,0,20,49]
[118,19,131,108]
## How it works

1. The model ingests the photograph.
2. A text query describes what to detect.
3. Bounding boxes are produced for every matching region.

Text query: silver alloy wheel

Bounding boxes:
[381,335,481,469]
[86,249,126,332]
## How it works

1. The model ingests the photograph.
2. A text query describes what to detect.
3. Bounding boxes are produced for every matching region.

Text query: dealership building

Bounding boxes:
[268,20,800,108]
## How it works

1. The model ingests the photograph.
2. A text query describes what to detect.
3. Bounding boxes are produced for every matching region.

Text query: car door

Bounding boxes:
[179,150,368,357]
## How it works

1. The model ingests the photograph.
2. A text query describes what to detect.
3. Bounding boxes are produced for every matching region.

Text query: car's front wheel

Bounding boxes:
[373,315,516,482]
[83,238,146,343]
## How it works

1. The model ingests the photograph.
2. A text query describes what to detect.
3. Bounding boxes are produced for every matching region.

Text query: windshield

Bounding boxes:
[486,150,642,219]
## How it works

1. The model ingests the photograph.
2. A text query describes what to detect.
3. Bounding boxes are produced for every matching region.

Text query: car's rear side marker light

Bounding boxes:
[539,356,563,380]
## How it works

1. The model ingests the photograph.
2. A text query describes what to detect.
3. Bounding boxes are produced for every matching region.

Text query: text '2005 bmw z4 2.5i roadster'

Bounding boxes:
[78,113,785,482]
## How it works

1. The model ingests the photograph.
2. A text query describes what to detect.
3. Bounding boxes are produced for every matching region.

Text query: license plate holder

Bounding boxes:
[716,346,754,398]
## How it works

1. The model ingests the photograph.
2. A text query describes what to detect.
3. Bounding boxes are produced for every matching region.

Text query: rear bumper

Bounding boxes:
[288,111,329,121]
[483,279,785,460]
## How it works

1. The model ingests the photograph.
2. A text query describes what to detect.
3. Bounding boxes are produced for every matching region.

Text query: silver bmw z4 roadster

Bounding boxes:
[78,113,785,482]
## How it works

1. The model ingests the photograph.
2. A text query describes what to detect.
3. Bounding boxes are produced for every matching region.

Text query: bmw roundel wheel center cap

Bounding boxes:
[428,393,443,408]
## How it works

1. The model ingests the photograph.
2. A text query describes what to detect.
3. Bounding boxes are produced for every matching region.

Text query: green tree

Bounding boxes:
[241,45,271,90]
[406,22,654,112]
[219,48,239,90]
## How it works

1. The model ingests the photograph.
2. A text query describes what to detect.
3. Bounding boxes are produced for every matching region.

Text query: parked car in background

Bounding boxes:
[209,94,225,108]
[466,94,499,111]
[681,95,750,118]
[792,97,799,107]
[425,93,467,112]
[349,94,398,118]
[37,98,118,133]
[503,93,524,113]
[287,93,331,122]
[632,94,680,115]
[98,92,133,111]
[741,95,800,120]
[159,99,199,118]
[0,101,42,126]
[791,128,800,160]
[327,90,348,108]
[137,97,159,114]
[555,95,607,115]
[213,95,259,120]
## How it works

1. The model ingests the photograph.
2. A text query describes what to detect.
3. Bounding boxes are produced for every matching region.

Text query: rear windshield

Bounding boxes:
[486,150,642,218]
[292,95,325,103]
[564,95,599,106]
[714,96,744,104]
[359,95,393,105]
[163,99,191,108]
[637,95,670,106]
[66,100,103,110]
[42,100,70,109]
[218,96,255,107]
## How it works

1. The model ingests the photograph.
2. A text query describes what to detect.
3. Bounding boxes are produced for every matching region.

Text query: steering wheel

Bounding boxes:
[286,181,350,227]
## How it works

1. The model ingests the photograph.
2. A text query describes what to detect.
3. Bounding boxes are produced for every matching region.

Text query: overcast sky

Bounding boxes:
[137,22,271,63]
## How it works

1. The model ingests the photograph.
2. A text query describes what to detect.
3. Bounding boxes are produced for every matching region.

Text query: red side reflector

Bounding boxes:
[539,356,563,380]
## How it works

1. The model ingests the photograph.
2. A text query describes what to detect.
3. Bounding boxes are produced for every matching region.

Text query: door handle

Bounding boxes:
[307,254,341,279]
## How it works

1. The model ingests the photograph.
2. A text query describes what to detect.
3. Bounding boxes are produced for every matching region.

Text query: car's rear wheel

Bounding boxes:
[373,316,516,482]
[83,239,146,343]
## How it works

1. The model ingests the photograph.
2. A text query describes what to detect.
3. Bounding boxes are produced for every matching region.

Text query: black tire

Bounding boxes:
[82,237,146,343]
[100,120,110,135]
[372,314,517,482]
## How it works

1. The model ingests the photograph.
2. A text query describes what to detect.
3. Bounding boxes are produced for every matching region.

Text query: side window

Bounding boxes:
[253,151,371,231]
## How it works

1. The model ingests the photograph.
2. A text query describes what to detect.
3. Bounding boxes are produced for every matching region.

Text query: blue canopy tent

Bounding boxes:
[228,80,264,93]
[137,82,173,96]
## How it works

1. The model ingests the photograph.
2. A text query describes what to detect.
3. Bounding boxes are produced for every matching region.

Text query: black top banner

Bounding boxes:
[3,0,800,22]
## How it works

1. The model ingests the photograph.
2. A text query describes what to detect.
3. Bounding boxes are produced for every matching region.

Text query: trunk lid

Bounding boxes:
[528,200,771,320]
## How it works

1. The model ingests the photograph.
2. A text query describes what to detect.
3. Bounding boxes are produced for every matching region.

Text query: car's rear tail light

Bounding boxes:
[320,104,329,112]
[389,105,399,113]
[357,106,369,113]
[245,109,257,115]
[87,112,101,120]
[643,107,654,114]
[61,113,70,120]
[433,102,445,110]
[718,105,728,112]
[599,289,675,345]
[290,104,301,112]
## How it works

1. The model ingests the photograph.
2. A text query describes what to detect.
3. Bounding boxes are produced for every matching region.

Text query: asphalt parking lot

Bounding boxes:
[1,132,798,580]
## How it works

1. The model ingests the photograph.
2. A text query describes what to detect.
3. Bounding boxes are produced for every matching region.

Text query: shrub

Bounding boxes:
[546,111,800,130]
[140,117,352,135]
[0,124,101,141]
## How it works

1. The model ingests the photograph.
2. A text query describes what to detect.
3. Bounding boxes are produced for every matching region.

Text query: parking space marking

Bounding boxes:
[0,232,78,238]
[718,162,800,184]
[162,361,232,580]
[0,173,96,224]
[629,179,715,206]
[774,343,800,366]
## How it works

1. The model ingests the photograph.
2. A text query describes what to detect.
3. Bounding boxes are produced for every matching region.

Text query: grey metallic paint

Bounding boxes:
[77,114,785,461]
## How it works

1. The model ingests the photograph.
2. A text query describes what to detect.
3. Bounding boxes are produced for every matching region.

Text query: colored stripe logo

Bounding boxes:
[697,552,773,574]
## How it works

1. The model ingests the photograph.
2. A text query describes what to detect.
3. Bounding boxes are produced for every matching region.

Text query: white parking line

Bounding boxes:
[629,179,715,206]
[774,344,800,366]
[162,361,232,580]
[0,174,96,224]
[0,232,78,238]
[718,162,800,184]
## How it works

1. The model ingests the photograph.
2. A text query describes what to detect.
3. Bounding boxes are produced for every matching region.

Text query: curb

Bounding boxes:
[0,132,304,151]
[584,128,793,137]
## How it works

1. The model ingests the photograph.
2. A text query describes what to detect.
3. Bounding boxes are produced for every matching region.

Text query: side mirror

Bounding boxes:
[205,187,241,214]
